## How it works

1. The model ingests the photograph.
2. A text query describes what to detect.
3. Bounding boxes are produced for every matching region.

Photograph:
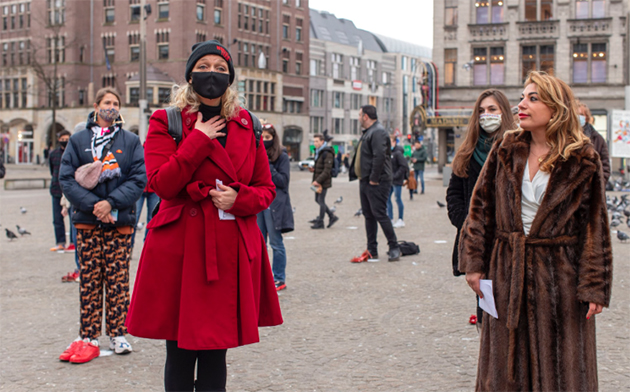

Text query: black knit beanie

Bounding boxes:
[185,40,235,85]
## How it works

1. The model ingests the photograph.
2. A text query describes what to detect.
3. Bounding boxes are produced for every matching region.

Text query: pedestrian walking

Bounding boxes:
[459,71,612,390]
[387,135,408,228]
[577,100,611,182]
[309,134,339,229]
[257,123,294,292]
[58,87,146,364]
[410,140,427,194]
[406,168,417,199]
[125,40,282,392]
[49,129,71,252]
[349,105,400,262]
[445,89,515,326]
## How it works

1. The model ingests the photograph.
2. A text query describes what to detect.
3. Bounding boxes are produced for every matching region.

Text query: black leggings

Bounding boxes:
[164,340,227,392]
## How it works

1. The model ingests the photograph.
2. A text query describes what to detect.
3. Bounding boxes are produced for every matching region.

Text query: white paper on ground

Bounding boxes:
[479,279,498,319]
[216,179,235,220]
[99,350,114,357]
[434,240,447,244]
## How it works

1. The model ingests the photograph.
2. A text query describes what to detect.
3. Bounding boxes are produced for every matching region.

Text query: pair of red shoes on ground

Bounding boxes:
[59,340,100,364]
[350,250,376,263]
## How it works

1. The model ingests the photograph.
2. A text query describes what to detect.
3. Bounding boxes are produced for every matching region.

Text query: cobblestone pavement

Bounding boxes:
[1,164,628,391]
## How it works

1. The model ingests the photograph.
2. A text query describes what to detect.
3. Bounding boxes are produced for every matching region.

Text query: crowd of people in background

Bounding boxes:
[31,35,615,391]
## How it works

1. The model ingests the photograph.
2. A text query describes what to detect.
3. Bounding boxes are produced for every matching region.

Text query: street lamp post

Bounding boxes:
[139,0,148,142]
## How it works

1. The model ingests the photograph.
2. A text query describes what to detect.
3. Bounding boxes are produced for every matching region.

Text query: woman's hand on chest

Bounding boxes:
[209,183,237,211]
[195,112,226,140]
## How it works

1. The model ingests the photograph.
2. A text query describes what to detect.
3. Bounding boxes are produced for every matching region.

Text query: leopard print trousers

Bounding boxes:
[76,227,132,339]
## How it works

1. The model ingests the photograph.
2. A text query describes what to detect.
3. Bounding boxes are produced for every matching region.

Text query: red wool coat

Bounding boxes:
[126,106,283,350]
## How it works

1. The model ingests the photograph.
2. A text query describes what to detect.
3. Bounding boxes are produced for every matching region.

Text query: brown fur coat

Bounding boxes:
[459,130,613,391]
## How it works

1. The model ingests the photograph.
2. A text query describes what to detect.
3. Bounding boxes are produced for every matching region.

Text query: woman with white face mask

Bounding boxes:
[445,89,516,325]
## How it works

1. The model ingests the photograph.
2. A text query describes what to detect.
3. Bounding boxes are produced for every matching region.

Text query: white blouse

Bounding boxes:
[521,160,550,236]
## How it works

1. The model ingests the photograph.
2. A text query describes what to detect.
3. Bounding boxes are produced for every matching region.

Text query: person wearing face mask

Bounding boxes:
[577,100,610,182]
[126,40,282,391]
[58,87,146,364]
[49,129,72,252]
[256,123,294,292]
[446,89,516,326]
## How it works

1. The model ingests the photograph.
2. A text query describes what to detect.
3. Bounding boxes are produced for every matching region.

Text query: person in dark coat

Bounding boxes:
[387,135,408,228]
[349,105,400,262]
[257,123,294,291]
[58,87,146,364]
[577,100,611,182]
[410,140,427,195]
[49,129,71,251]
[310,134,339,229]
[125,40,282,392]
[460,71,612,391]
[446,89,515,327]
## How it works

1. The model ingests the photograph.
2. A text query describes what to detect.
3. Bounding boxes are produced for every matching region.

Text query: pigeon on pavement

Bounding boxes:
[334,196,343,204]
[610,219,621,228]
[354,208,362,217]
[5,229,18,241]
[16,225,31,235]
[437,201,446,208]
[20,207,27,214]
[330,206,337,213]
[617,230,629,242]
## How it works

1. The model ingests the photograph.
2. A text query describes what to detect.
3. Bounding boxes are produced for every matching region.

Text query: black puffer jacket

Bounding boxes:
[349,121,392,184]
[269,150,294,233]
[59,113,146,227]
[313,146,335,189]
[445,158,483,276]
[391,145,408,186]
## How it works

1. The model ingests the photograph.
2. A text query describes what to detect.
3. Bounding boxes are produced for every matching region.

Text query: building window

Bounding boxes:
[333,118,344,134]
[350,57,360,80]
[214,9,221,24]
[473,46,504,85]
[129,87,139,104]
[445,0,458,26]
[295,52,302,75]
[282,99,302,113]
[473,48,487,85]
[214,1,223,25]
[158,1,169,19]
[281,48,290,72]
[475,0,504,24]
[382,71,389,84]
[521,45,554,82]
[351,119,359,135]
[310,116,324,134]
[310,59,322,76]
[332,53,343,79]
[47,36,66,64]
[48,0,66,26]
[197,4,205,21]
[158,44,169,59]
[310,89,323,107]
[104,0,115,23]
[366,60,377,82]
[576,0,605,18]
[156,30,169,59]
[525,0,553,21]
[444,48,457,86]
[282,14,290,39]
[333,91,344,108]
[158,87,170,104]
[490,47,505,85]
[351,93,361,110]
[130,45,139,61]
[296,0,302,7]
[401,55,407,71]
[130,0,140,21]
[296,18,303,41]
[573,42,606,83]
[243,79,275,111]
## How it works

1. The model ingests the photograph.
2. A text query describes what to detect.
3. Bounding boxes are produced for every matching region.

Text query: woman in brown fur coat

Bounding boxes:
[459,71,612,391]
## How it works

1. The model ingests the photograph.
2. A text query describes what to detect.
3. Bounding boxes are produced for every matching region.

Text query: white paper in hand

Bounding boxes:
[215,179,235,220]
[478,279,498,319]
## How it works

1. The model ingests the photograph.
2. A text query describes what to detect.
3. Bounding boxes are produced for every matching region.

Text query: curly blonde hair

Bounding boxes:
[169,82,241,119]
[523,71,590,172]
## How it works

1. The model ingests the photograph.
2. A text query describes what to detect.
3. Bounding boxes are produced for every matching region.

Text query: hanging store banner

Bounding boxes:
[611,110,630,158]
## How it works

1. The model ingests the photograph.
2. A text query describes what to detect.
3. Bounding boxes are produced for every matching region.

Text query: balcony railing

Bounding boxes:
[567,18,613,37]
[516,20,559,39]
[468,23,509,42]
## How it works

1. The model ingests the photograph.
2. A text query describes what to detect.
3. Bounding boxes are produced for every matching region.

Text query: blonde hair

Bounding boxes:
[169,82,241,119]
[523,71,590,173]
[576,100,593,124]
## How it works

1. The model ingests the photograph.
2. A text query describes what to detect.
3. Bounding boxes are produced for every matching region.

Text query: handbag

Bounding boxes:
[398,240,420,256]
[75,140,114,190]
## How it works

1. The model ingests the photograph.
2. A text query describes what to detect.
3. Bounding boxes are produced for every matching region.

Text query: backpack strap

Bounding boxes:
[245,109,262,148]
[165,106,183,145]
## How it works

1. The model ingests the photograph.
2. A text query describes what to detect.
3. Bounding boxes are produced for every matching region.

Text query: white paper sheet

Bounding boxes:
[215,179,235,220]
[479,279,498,319]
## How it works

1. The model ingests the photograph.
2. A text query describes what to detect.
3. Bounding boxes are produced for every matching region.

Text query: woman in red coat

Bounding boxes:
[126,40,283,391]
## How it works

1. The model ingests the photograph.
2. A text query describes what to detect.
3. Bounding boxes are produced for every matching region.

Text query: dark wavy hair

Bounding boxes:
[263,123,282,162]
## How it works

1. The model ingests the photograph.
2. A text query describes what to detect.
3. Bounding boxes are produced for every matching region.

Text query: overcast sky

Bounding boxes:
[308,0,434,49]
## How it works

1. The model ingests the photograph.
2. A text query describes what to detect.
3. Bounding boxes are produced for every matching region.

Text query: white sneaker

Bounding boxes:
[109,336,133,354]
[393,219,405,228]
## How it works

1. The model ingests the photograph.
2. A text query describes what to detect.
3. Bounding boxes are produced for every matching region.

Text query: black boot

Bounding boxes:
[310,220,325,229]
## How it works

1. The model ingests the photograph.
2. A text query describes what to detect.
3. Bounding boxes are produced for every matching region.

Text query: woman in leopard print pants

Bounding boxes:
[58,87,146,364]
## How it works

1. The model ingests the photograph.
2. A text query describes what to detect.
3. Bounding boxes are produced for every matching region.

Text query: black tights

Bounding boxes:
[164,340,227,392]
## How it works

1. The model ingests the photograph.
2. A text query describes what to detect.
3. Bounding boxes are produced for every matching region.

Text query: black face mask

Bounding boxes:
[59,141,68,148]
[191,72,230,99]
[263,140,274,150]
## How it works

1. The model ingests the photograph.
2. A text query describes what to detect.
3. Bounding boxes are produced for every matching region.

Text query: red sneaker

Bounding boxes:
[65,244,76,252]
[59,340,84,361]
[350,250,373,263]
[69,341,100,364]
